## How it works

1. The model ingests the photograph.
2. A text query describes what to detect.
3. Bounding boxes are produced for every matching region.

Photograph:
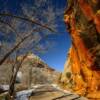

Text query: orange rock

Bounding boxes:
[94,12,100,33]
[60,0,100,99]
[78,0,94,21]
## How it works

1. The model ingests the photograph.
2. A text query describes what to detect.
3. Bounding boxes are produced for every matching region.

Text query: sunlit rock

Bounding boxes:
[60,0,100,99]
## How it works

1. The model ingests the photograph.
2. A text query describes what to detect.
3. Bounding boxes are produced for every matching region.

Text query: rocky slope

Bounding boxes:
[19,53,60,86]
[0,53,60,87]
[60,0,100,99]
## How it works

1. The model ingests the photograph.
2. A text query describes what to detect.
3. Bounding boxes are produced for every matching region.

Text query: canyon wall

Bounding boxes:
[60,0,100,99]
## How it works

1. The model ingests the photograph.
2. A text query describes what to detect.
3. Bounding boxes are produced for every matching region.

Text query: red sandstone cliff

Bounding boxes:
[60,0,100,99]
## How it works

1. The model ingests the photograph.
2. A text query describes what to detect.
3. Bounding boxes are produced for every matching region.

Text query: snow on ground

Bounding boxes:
[0,85,9,91]
[0,84,72,100]
[15,89,34,100]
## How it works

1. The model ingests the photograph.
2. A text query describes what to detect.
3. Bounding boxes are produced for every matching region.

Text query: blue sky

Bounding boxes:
[39,30,71,71]
[38,0,71,71]
[0,0,71,72]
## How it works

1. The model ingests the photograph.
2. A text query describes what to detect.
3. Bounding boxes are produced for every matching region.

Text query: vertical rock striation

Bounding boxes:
[61,0,100,99]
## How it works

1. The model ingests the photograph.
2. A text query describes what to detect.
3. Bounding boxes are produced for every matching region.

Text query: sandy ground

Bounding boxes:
[29,84,88,100]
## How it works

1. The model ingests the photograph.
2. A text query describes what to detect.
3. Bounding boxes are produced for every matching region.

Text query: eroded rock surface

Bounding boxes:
[60,0,100,99]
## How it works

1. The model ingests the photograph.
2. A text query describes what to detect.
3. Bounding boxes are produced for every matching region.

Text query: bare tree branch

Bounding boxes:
[0,19,21,38]
[8,52,28,98]
[0,13,55,32]
[0,28,42,65]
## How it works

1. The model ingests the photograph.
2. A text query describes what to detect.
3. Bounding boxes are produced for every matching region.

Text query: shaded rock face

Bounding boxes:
[61,0,100,99]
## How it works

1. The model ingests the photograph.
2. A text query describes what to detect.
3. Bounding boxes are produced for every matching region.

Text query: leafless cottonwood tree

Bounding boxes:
[0,0,64,99]
[7,52,28,100]
[0,0,63,65]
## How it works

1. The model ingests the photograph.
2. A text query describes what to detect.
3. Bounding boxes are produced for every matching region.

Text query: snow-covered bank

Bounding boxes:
[15,89,34,100]
[0,84,73,100]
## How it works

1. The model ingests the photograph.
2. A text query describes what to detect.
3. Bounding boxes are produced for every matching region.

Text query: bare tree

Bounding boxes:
[7,52,28,100]
[0,0,64,99]
[0,0,61,65]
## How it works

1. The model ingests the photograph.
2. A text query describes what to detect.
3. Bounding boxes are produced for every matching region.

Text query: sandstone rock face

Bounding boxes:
[61,0,100,99]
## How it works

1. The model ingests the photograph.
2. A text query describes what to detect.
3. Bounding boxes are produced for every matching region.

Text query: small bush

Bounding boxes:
[66,72,71,79]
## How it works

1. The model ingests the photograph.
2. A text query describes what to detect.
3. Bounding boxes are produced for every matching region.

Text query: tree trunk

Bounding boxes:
[8,54,27,99]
